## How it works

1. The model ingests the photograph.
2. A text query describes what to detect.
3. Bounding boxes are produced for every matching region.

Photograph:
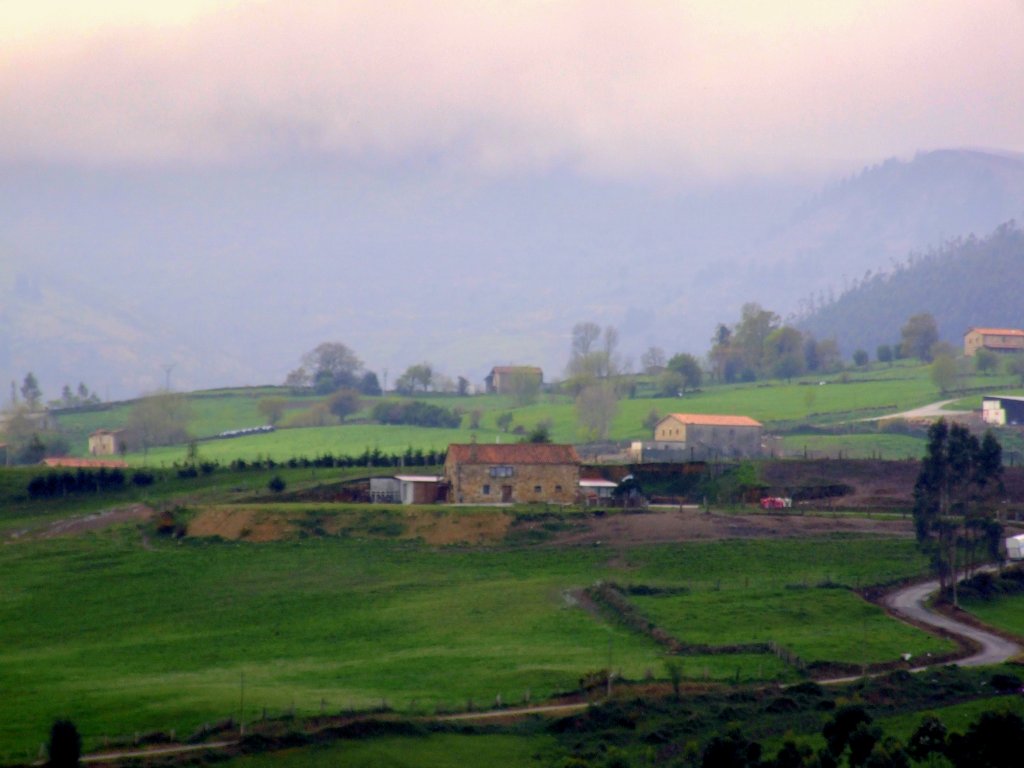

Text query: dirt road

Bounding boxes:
[882,576,1022,666]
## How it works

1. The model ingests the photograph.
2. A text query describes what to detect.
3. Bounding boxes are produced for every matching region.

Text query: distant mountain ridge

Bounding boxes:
[2,148,1023,399]
[797,220,1024,355]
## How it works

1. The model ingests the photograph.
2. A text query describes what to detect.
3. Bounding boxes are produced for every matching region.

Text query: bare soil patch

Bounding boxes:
[401,509,511,545]
[187,507,295,542]
[186,507,512,545]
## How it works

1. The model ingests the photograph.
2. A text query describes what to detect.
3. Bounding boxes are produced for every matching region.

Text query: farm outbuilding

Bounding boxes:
[370,475,444,504]
[982,395,1024,426]
[484,366,543,394]
[1006,533,1024,561]
[88,429,127,456]
[396,475,444,504]
[633,413,764,460]
[444,443,580,504]
[579,477,618,503]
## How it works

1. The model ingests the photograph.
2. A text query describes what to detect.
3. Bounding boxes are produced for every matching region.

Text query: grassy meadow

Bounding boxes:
[49,361,1022,466]
[224,733,562,768]
[0,520,941,761]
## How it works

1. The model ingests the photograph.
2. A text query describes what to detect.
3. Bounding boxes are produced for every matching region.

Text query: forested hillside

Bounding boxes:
[798,221,1024,356]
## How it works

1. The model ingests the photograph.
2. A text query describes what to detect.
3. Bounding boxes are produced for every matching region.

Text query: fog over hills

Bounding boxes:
[2,149,1023,400]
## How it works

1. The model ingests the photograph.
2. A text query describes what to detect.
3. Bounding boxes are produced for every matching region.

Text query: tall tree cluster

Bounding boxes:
[913,419,1004,604]
[709,303,840,383]
[286,342,380,396]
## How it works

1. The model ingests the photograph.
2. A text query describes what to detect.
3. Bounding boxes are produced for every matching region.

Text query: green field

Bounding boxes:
[47,362,1022,466]
[0,522,939,761]
[959,592,1024,637]
[778,432,926,460]
[225,733,561,768]
[631,585,953,665]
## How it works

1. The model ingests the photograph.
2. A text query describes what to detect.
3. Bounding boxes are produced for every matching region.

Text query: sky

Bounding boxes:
[2,0,1023,182]
[2,1,1024,399]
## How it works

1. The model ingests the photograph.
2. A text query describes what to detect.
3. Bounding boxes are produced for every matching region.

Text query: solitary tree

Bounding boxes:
[877,344,894,365]
[931,354,958,394]
[575,382,618,441]
[640,346,666,374]
[666,353,703,393]
[327,388,361,420]
[506,368,541,406]
[47,719,81,767]
[395,363,433,394]
[1006,354,1024,386]
[257,397,287,426]
[566,322,620,391]
[975,348,999,375]
[20,372,42,409]
[126,392,192,458]
[901,313,939,361]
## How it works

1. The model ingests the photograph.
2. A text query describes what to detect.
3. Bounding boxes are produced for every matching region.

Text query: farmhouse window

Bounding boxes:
[534,485,542,493]
[489,465,515,478]
[555,485,563,493]
[482,484,491,495]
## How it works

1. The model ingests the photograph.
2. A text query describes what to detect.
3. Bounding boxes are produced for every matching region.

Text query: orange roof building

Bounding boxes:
[964,327,1024,356]
[649,413,764,459]
[41,457,128,469]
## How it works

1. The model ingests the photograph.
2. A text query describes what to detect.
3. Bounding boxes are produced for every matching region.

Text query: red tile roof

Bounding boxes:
[41,457,129,469]
[968,327,1024,337]
[446,443,580,465]
[663,413,763,428]
[489,366,543,375]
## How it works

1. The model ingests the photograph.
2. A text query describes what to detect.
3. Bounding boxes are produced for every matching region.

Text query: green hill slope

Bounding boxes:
[798,221,1024,356]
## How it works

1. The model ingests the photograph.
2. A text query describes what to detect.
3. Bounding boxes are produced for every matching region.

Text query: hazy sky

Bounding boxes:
[2,0,1023,181]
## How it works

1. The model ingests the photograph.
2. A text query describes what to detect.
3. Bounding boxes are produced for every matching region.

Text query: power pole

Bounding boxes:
[162,364,175,392]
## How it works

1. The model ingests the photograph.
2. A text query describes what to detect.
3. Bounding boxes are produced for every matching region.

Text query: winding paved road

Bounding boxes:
[882,576,1022,666]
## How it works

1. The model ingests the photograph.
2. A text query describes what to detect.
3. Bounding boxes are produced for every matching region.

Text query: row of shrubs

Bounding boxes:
[27,468,155,498]
[25,447,451,498]
[370,401,462,428]
[225,447,447,470]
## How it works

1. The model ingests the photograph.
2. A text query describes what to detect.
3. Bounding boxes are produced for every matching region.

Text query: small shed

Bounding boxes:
[579,477,618,502]
[395,475,444,505]
[88,429,127,456]
[983,395,1024,426]
[1006,534,1024,561]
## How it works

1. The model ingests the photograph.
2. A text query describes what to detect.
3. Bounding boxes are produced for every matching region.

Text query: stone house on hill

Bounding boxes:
[964,327,1024,356]
[484,366,543,394]
[444,443,580,504]
[88,429,127,456]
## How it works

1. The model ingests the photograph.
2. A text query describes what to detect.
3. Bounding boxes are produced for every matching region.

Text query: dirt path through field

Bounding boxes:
[6,503,156,541]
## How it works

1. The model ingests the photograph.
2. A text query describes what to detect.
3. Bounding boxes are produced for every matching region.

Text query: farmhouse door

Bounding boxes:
[501,485,513,502]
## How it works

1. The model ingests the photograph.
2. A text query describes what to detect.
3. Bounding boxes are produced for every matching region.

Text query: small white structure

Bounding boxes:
[395,475,443,505]
[579,477,618,502]
[1006,533,1024,561]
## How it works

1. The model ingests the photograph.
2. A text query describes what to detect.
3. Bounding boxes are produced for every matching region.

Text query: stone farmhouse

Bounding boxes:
[444,443,580,504]
[484,366,543,394]
[631,413,764,461]
[88,428,127,456]
[964,327,1024,357]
